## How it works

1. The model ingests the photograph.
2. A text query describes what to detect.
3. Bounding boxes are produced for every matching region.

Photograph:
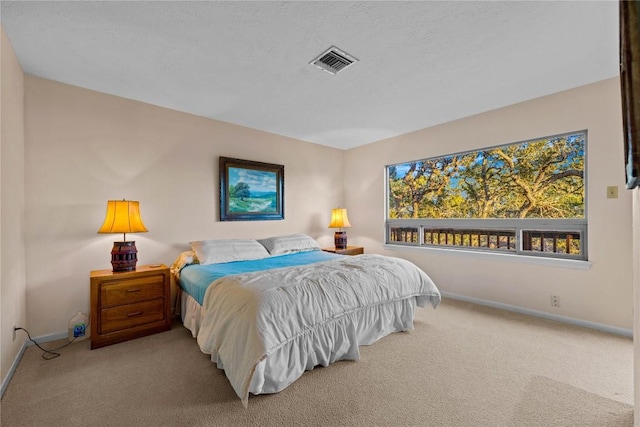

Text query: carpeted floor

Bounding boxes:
[0,298,633,426]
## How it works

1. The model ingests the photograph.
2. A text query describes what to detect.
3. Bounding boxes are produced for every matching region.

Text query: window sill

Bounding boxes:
[383,244,592,270]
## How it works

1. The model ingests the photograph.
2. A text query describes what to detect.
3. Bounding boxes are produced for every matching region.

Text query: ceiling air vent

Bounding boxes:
[310,46,358,75]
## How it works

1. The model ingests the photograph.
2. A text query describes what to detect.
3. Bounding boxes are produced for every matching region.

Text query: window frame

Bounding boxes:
[384,131,588,261]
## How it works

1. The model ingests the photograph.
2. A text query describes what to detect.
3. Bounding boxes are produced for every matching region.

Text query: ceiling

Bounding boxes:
[1,1,620,150]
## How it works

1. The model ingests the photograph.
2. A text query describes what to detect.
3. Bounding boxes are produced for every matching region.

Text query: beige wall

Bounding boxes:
[1,27,27,385]
[24,76,344,337]
[345,77,633,330]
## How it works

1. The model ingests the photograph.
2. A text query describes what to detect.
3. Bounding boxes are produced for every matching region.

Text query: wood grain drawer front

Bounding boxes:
[100,299,165,334]
[101,275,165,306]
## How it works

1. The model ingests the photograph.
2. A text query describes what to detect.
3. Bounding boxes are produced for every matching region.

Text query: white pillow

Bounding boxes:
[190,239,270,265]
[258,234,321,255]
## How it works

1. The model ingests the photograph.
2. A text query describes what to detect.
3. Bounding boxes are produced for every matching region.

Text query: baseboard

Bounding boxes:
[441,292,633,338]
[0,330,67,399]
[1,340,27,399]
[31,331,68,344]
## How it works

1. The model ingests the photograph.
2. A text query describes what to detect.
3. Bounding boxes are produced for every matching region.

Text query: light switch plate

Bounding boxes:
[606,186,618,199]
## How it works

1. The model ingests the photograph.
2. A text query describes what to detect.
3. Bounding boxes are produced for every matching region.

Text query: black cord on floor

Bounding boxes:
[14,327,76,360]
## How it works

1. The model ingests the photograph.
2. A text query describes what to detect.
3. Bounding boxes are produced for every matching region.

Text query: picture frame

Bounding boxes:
[219,156,284,221]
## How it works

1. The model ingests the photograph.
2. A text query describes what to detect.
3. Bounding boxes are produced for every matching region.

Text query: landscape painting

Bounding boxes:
[219,157,284,221]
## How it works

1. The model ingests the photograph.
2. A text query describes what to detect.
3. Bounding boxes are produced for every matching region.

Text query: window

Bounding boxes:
[385,131,586,260]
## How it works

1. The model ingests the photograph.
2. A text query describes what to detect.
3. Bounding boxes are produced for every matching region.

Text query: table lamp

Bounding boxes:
[328,207,351,249]
[98,200,148,272]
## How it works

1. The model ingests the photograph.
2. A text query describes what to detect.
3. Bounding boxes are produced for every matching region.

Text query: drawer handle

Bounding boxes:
[127,311,143,317]
[126,288,141,293]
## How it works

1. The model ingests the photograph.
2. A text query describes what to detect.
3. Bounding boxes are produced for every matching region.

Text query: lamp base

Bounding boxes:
[111,241,138,273]
[334,231,347,250]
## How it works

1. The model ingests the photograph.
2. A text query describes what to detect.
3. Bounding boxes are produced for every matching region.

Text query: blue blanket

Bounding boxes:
[179,250,343,305]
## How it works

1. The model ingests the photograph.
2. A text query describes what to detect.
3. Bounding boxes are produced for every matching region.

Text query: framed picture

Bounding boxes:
[219,157,284,221]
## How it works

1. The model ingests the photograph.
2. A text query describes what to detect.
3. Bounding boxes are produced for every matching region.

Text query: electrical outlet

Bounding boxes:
[12,325,16,341]
[550,295,560,307]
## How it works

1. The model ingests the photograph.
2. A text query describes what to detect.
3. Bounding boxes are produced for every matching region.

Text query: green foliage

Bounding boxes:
[234,182,251,201]
[388,133,585,219]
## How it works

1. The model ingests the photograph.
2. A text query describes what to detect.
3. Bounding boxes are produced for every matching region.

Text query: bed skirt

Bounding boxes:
[178,287,419,398]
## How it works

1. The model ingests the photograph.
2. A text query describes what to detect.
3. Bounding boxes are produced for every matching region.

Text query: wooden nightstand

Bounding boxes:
[90,264,171,349]
[322,246,364,256]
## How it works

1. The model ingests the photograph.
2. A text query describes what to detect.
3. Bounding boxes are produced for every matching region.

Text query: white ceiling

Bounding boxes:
[1,1,620,150]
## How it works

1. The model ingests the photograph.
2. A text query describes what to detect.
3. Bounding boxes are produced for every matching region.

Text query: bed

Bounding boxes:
[171,234,441,406]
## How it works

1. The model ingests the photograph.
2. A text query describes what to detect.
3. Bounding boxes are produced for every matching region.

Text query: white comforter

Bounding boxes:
[196,254,441,406]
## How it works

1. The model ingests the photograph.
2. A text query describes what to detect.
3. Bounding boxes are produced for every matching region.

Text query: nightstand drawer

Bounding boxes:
[100,299,165,334]
[100,275,165,306]
[91,264,171,349]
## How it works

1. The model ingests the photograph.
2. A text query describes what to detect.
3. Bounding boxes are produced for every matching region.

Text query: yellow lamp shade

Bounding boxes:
[98,200,148,273]
[98,200,148,238]
[328,208,351,229]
